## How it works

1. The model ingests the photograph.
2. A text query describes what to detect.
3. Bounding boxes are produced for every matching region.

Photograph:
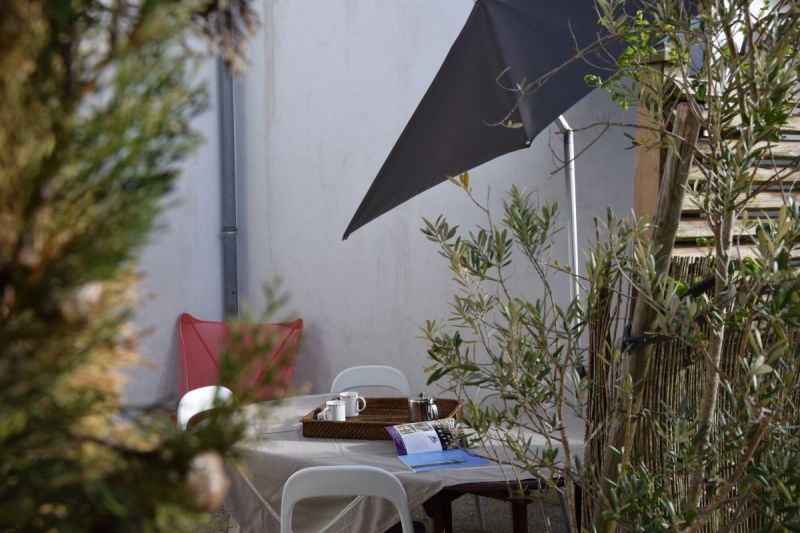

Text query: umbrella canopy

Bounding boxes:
[343,0,625,239]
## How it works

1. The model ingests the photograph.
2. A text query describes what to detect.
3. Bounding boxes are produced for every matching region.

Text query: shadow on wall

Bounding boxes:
[158,326,182,403]
[121,324,181,408]
[290,320,328,393]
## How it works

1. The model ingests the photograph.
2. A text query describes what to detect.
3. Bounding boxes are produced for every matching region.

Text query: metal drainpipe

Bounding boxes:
[218,59,239,319]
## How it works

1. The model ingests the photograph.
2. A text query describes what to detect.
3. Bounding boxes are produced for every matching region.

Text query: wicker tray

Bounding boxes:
[301,397,462,440]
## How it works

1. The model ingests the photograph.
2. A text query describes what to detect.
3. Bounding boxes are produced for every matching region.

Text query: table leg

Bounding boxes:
[423,492,455,533]
[511,500,528,533]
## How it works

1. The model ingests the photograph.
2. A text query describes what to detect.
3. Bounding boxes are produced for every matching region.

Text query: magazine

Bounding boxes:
[385,418,490,472]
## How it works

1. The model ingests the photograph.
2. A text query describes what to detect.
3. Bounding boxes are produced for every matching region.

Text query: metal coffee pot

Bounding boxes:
[408,393,438,422]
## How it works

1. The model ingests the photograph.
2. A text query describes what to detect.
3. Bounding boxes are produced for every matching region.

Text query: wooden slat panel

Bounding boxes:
[697,140,800,160]
[688,164,799,184]
[681,191,799,213]
[676,218,753,240]
[700,115,800,134]
[671,244,712,257]
[667,103,800,260]
[783,116,800,134]
[673,243,800,259]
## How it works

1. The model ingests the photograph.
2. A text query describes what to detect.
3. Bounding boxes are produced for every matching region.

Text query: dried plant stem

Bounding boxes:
[684,412,773,533]
[686,208,736,511]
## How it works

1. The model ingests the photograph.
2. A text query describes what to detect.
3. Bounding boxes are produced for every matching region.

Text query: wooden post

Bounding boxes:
[633,49,670,221]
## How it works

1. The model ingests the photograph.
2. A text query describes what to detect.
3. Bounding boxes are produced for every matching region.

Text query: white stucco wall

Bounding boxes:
[127,0,635,405]
[236,0,635,397]
[125,60,225,405]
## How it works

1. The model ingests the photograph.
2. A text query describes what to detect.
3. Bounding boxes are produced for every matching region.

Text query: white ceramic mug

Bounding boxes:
[316,400,346,421]
[337,391,367,417]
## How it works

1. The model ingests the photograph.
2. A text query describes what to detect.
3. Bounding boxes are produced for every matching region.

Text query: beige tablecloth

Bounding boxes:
[225,394,541,533]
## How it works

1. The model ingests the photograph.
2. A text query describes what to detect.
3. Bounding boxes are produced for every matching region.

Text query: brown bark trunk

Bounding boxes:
[594,103,701,532]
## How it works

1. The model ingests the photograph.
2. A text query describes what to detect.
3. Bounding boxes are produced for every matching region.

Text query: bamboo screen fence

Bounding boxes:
[584,51,799,530]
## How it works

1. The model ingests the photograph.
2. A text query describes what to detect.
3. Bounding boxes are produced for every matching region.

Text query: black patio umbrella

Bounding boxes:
[343,0,627,240]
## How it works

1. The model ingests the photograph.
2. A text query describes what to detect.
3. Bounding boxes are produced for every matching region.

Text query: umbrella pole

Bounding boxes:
[556,116,580,533]
[556,116,580,304]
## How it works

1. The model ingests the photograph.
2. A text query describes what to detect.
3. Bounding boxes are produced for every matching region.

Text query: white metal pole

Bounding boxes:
[556,117,582,533]
[555,115,580,303]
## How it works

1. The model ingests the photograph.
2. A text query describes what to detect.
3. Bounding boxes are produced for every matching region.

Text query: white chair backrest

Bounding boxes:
[177,385,234,430]
[330,365,411,396]
[280,465,414,533]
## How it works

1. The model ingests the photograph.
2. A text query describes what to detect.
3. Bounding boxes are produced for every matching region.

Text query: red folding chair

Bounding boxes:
[178,313,303,402]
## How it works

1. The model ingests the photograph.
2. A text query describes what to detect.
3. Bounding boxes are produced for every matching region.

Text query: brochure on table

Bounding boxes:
[385,418,490,472]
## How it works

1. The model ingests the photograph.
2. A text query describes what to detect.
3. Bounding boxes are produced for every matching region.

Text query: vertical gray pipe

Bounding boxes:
[218,59,239,319]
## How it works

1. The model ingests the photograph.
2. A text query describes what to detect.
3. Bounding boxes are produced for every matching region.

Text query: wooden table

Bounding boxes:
[228,394,541,532]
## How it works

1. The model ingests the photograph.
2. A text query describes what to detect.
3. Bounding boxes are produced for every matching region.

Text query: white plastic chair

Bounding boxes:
[177,385,234,430]
[330,365,411,396]
[280,465,415,533]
